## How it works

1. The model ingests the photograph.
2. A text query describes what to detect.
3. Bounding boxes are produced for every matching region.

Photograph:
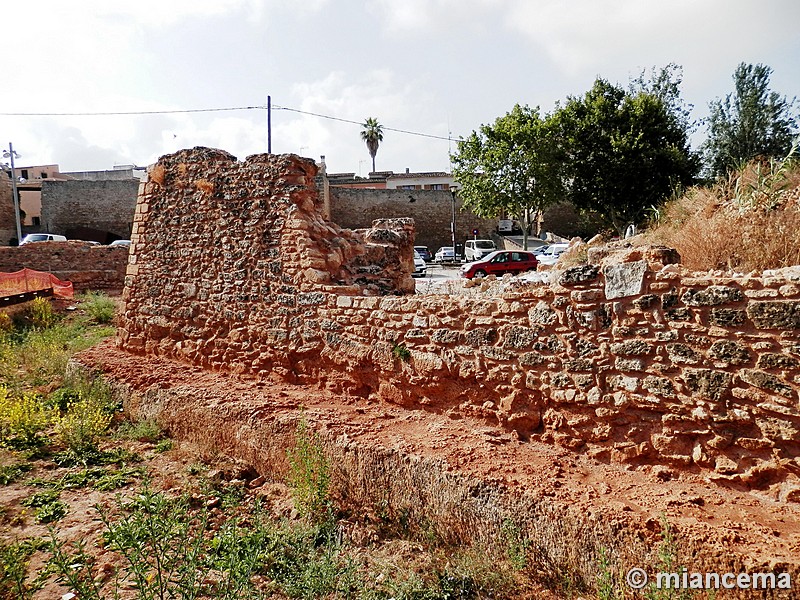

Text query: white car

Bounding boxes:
[434,247,456,262]
[20,233,67,245]
[412,250,427,277]
[536,243,569,266]
[464,239,496,261]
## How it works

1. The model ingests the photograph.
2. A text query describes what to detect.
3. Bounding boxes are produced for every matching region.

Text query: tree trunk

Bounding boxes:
[522,209,530,250]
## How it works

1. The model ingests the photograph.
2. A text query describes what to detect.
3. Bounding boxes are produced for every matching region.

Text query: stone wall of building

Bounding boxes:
[330,187,497,253]
[0,178,19,245]
[119,148,800,487]
[0,241,129,292]
[41,179,139,240]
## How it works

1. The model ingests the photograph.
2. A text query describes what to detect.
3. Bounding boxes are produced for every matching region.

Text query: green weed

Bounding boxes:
[0,462,33,485]
[21,489,68,523]
[392,342,411,362]
[0,538,47,599]
[79,292,117,325]
[155,438,174,453]
[115,418,163,443]
[286,416,331,523]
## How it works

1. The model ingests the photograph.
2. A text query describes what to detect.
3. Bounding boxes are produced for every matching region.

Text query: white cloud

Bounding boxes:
[366,0,501,33]
[275,70,452,175]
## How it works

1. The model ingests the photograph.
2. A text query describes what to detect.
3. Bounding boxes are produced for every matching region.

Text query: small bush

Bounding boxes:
[80,292,117,324]
[0,388,51,449]
[155,438,174,453]
[26,298,57,329]
[53,394,113,454]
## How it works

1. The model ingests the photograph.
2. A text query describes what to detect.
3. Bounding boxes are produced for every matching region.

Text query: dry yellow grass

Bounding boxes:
[647,159,800,271]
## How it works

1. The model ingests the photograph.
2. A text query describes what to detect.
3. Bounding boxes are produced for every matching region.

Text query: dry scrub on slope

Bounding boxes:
[647,155,800,271]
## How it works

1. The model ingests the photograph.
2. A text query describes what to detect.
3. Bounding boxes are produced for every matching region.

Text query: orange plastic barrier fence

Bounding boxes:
[0,268,74,299]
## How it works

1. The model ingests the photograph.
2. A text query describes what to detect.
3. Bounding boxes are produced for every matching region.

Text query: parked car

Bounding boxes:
[19,233,67,245]
[110,239,132,247]
[464,239,497,261]
[460,250,538,279]
[536,243,569,266]
[434,247,457,262]
[414,246,432,262]
[412,250,427,277]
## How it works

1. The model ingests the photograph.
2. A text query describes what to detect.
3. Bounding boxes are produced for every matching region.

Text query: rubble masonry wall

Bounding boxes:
[118,149,800,486]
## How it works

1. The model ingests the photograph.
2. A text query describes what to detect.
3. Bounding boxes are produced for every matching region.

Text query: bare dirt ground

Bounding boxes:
[76,340,800,595]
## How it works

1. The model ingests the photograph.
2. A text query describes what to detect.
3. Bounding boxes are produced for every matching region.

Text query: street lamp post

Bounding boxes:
[449,185,458,260]
[2,143,23,244]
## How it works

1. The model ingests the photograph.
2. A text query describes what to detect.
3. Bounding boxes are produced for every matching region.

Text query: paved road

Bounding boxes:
[417,263,462,280]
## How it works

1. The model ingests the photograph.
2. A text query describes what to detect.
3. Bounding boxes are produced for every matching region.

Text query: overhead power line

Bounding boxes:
[272,105,455,141]
[0,106,263,116]
[0,103,458,141]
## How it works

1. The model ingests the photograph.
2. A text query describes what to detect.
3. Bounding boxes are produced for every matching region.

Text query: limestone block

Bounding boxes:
[604,260,648,300]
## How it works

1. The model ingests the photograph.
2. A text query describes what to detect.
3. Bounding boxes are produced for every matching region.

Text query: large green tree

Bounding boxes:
[553,76,699,235]
[451,104,564,250]
[360,117,384,173]
[703,63,797,177]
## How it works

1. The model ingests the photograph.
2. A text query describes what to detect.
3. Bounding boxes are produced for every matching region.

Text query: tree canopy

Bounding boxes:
[703,63,798,177]
[553,76,699,235]
[451,104,564,249]
[360,117,384,173]
[451,68,699,240]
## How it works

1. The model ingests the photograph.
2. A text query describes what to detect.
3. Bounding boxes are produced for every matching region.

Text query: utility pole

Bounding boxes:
[267,95,272,153]
[3,143,23,243]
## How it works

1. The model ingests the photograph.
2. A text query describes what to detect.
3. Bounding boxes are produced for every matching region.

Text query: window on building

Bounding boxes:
[431,184,446,190]
[21,169,29,179]
[41,173,48,179]
[32,217,41,226]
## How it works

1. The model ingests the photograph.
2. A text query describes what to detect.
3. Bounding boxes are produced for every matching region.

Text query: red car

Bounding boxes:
[460,250,539,279]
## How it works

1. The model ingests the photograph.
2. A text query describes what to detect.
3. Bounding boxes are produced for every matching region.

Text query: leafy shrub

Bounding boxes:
[392,342,411,362]
[79,292,117,325]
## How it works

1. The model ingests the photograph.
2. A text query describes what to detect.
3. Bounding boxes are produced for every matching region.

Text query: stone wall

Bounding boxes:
[0,178,18,245]
[119,148,415,373]
[330,187,497,253]
[119,149,800,487]
[41,179,139,240]
[0,241,129,292]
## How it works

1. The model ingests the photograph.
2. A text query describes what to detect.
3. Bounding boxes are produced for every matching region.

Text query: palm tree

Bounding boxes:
[360,117,383,173]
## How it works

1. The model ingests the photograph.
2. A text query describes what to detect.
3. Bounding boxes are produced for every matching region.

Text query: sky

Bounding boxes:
[2,0,798,176]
